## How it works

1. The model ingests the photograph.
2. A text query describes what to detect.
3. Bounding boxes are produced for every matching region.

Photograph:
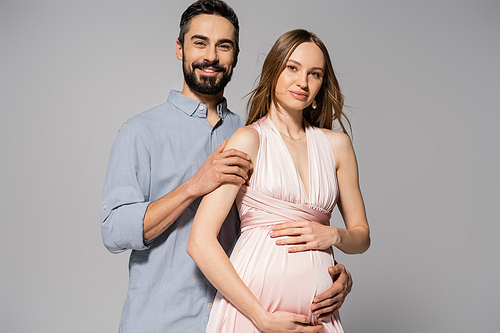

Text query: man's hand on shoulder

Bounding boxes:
[188,139,253,198]
[143,131,255,242]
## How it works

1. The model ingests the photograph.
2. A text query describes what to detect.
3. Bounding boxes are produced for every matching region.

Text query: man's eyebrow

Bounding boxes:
[190,35,234,45]
[191,34,209,41]
[217,38,234,45]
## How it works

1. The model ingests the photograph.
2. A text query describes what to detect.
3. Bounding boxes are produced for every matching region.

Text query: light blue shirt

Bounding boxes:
[101,90,244,332]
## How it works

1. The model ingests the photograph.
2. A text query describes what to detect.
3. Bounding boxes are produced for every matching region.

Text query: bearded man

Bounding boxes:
[101,1,352,332]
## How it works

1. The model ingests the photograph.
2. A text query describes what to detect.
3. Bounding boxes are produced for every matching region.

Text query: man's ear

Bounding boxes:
[176,39,183,60]
[232,51,239,68]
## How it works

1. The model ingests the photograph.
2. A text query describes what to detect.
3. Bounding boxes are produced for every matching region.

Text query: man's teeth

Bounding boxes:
[203,68,216,73]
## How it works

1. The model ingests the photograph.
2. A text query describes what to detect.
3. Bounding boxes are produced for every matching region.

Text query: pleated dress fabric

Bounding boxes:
[206,116,344,333]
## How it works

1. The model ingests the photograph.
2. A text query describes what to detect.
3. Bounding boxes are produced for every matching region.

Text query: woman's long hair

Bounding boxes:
[246,29,350,134]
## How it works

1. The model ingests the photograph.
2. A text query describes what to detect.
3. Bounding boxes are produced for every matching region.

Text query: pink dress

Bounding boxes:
[206,117,344,333]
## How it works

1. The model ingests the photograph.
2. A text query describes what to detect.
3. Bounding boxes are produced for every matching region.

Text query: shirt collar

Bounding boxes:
[167,90,228,119]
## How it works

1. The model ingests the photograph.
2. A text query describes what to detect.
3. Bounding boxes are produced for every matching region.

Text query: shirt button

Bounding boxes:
[103,205,108,210]
[207,303,213,308]
[199,106,204,110]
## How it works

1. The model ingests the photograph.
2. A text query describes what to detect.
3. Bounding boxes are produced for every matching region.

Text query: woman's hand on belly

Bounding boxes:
[257,310,324,333]
[269,220,339,253]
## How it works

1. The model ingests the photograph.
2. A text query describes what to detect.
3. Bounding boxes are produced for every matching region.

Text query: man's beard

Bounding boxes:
[183,59,233,95]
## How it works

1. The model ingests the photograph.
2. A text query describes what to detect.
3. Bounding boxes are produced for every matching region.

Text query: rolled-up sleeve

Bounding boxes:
[101,123,152,253]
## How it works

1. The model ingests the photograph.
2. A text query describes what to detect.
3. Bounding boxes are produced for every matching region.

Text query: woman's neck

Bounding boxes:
[267,105,305,139]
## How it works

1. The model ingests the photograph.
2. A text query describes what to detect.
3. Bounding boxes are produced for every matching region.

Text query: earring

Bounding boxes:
[312,100,317,109]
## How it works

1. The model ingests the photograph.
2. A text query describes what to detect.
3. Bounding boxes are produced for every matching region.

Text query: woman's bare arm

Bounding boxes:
[330,131,370,254]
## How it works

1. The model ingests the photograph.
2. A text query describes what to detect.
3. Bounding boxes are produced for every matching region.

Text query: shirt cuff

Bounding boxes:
[112,202,151,251]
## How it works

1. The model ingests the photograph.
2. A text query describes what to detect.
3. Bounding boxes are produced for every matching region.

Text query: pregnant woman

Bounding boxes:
[187,29,370,333]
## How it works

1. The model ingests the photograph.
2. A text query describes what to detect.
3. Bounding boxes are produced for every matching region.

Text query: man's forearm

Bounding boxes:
[143,141,252,242]
[143,178,198,241]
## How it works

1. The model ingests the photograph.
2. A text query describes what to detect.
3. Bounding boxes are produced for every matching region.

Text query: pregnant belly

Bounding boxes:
[230,226,334,315]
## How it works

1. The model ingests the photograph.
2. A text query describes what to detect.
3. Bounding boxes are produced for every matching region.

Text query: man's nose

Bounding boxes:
[204,45,218,63]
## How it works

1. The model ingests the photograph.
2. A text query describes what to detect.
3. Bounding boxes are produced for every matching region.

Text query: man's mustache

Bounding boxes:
[191,61,227,73]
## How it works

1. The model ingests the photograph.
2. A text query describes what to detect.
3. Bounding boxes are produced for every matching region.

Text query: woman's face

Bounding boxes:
[274,42,325,113]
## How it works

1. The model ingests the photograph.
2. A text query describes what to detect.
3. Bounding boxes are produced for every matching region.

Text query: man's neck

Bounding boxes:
[180,83,224,127]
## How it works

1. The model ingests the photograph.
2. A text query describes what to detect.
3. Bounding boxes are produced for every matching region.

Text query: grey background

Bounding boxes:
[1,0,499,332]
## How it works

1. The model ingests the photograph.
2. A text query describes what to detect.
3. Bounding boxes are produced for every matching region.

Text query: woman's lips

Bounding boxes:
[289,90,308,100]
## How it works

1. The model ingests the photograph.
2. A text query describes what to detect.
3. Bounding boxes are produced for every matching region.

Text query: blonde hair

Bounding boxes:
[246,29,350,134]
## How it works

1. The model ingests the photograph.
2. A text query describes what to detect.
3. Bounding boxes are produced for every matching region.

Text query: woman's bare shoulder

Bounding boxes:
[228,125,259,146]
[226,125,260,160]
[233,125,259,138]
[320,128,352,151]
[319,128,357,170]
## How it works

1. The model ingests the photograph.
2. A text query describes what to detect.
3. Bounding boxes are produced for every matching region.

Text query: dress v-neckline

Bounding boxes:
[265,117,311,200]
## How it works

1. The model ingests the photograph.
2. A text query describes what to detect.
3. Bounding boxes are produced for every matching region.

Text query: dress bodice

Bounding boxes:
[239,116,339,218]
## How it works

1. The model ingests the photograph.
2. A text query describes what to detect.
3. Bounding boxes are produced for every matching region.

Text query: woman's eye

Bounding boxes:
[287,65,297,71]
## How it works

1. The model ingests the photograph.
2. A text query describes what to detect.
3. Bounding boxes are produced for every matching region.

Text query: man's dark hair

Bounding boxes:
[178,0,240,53]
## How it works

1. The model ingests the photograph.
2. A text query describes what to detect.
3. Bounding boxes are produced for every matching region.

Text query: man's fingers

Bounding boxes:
[223,156,253,170]
[314,304,342,321]
[310,263,351,317]
[211,155,252,175]
[218,173,247,185]
[328,263,345,276]
[227,165,250,179]
[220,148,252,161]
[316,302,342,320]
[217,165,251,181]
[312,296,342,316]
[213,140,228,155]
[209,146,252,170]
[312,291,336,308]
[318,308,339,321]
[328,264,352,293]
[203,154,252,184]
